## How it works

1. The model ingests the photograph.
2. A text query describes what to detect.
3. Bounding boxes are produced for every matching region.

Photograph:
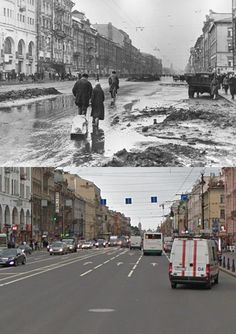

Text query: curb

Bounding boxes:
[219,93,236,105]
[220,266,236,278]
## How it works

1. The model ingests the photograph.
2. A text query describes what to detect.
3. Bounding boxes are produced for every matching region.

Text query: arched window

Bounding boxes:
[4,38,12,54]
[28,41,33,56]
[18,40,23,55]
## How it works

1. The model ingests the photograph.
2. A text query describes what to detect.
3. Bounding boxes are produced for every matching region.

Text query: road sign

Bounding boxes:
[151,196,157,203]
[100,199,107,206]
[125,198,132,204]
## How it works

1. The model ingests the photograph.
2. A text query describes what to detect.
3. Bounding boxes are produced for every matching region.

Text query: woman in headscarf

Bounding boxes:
[91,81,105,127]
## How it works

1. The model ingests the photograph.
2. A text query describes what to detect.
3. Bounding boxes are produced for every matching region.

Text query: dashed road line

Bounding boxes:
[128,254,142,278]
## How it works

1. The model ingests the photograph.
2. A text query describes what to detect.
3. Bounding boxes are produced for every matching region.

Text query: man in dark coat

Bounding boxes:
[90,81,105,127]
[229,73,236,100]
[108,70,119,103]
[72,73,93,115]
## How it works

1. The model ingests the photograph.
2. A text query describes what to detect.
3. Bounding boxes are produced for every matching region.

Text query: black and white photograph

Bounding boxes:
[0,0,236,166]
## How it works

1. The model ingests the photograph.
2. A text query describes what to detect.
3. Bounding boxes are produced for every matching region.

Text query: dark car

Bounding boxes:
[0,248,26,266]
[18,244,32,255]
[185,72,214,98]
[95,239,105,248]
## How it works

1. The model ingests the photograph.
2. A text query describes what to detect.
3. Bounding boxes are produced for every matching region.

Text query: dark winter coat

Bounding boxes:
[108,74,119,91]
[210,77,219,96]
[91,85,105,120]
[72,78,93,107]
[229,76,236,95]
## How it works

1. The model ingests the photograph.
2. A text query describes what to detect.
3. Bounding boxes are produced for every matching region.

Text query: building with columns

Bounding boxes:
[0,167,31,243]
[0,0,37,79]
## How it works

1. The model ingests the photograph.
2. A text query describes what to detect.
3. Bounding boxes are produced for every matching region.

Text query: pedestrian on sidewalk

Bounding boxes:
[72,73,93,115]
[229,73,236,100]
[223,75,229,95]
[210,75,219,100]
[90,80,105,127]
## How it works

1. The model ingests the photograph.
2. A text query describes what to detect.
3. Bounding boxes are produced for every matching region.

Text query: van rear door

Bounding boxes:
[184,240,207,278]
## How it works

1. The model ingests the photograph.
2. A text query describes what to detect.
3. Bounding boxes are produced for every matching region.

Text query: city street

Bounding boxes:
[0,78,235,167]
[0,247,236,334]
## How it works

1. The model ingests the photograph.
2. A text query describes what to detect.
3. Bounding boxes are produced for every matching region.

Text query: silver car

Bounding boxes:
[49,241,68,255]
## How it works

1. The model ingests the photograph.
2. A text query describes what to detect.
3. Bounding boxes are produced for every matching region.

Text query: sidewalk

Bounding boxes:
[219,89,236,105]
[220,252,236,278]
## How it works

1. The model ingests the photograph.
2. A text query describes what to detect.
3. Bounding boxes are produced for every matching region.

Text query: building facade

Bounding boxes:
[223,167,236,245]
[0,167,31,243]
[0,0,37,79]
[188,10,233,73]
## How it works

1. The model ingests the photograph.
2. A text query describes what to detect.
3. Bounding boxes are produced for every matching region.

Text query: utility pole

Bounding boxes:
[201,173,205,230]
[232,0,236,71]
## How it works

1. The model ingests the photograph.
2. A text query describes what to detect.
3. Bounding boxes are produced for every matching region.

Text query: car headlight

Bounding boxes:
[59,248,63,251]
[49,248,53,252]
[9,261,15,265]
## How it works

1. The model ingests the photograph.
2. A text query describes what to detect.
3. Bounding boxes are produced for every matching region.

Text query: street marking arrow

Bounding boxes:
[83,261,93,266]
[117,262,123,266]
[151,263,158,267]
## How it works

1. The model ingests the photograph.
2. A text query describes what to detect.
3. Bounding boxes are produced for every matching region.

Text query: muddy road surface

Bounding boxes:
[0,80,235,166]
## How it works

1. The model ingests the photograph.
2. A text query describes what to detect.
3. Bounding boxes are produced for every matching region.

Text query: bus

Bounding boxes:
[143,232,163,255]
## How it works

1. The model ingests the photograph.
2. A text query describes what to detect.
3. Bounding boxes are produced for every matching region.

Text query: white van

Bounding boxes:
[169,237,219,289]
[130,236,142,250]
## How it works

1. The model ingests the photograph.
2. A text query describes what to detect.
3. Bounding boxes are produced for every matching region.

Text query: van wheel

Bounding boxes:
[171,282,177,289]
[214,274,219,284]
[206,281,212,289]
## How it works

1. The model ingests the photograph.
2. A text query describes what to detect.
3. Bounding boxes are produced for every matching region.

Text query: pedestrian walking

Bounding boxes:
[223,75,229,94]
[72,73,93,115]
[229,73,236,100]
[108,70,119,104]
[91,81,105,127]
[210,75,219,100]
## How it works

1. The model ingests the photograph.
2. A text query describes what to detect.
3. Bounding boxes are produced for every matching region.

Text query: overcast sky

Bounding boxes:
[65,167,221,231]
[73,0,232,71]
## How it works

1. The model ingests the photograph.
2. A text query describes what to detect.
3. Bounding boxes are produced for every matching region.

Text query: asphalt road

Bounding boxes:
[0,247,236,334]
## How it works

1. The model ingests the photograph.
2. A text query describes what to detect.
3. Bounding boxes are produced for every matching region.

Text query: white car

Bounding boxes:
[81,241,93,249]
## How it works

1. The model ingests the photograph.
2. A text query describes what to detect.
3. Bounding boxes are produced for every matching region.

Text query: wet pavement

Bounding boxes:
[0,79,235,166]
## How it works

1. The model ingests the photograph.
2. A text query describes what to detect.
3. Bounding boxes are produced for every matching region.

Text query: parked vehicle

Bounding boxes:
[49,241,68,255]
[169,236,219,289]
[0,248,26,266]
[185,72,214,98]
[130,236,142,250]
[109,236,118,247]
[62,238,77,253]
[18,244,32,255]
[143,232,163,255]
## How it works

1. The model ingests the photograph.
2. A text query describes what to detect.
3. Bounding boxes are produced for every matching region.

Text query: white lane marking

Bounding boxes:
[0,252,109,286]
[151,263,158,267]
[117,262,123,266]
[80,269,93,277]
[89,309,115,313]
[94,264,103,269]
[83,261,93,266]
[128,254,142,278]
[103,260,110,264]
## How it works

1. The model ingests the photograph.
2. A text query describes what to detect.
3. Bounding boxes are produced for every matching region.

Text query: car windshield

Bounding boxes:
[52,242,63,247]
[1,249,17,256]
[62,239,73,244]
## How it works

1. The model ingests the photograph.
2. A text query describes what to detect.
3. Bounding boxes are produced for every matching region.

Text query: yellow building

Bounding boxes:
[63,173,101,240]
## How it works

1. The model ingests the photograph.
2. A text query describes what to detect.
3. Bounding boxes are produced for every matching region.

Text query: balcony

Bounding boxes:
[53,29,67,39]
[54,2,66,12]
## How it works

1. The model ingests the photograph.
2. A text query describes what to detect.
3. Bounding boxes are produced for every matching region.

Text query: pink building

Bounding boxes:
[223,168,236,245]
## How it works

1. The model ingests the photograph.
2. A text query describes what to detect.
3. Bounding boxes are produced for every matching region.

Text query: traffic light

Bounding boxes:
[52,214,58,223]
